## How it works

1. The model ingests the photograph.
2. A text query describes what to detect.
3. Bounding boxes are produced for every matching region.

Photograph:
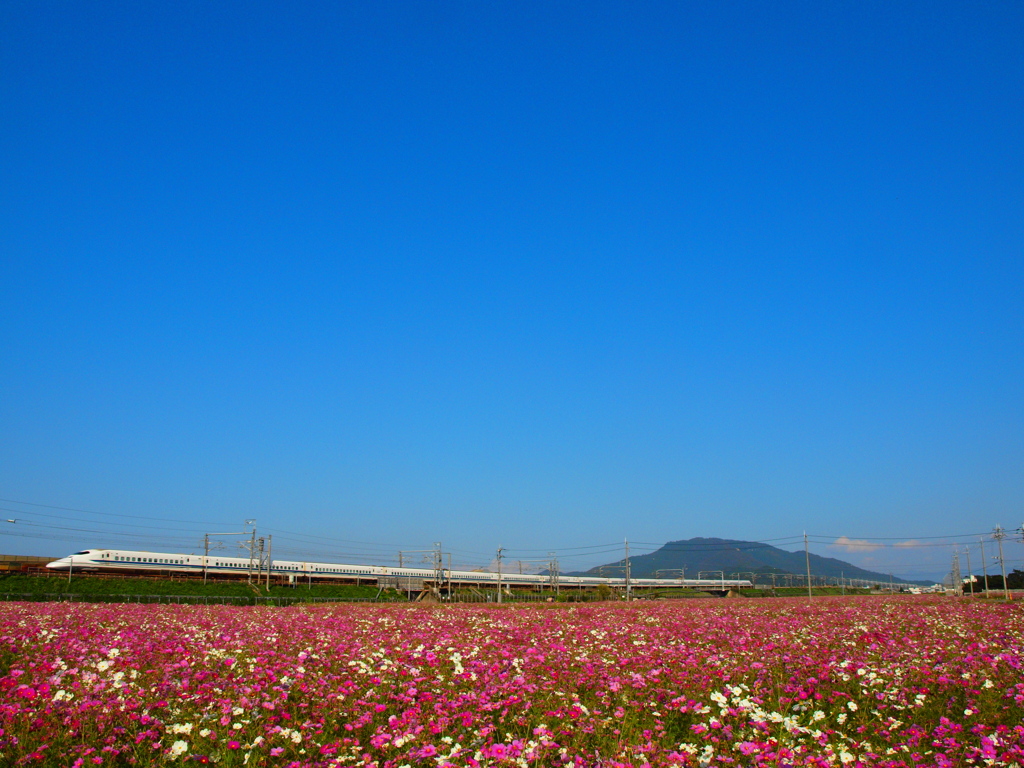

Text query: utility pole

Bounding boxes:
[266,535,272,590]
[68,554,73,587]
[804,532,813,600]
[963,545,972,595]
[841,571,845,596]
[255,537,266,587]
[247,524,257,585]
[204,534,209,584]
[624,539,631,602]
[994,526,1010,600]
[980,536,989,594]
[398,551,404,568]
[496,547,504,604]
[951,553,961,596]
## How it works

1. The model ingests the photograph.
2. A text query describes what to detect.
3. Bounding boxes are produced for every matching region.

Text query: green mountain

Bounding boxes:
[572,537,931,586]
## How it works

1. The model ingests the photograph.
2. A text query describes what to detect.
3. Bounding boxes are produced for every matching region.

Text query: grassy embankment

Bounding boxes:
[0,573,394,601]
[638,586,872,599]
[747,586,875,597]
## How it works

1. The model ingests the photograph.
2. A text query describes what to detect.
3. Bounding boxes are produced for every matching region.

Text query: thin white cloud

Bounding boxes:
[829,536,883,553]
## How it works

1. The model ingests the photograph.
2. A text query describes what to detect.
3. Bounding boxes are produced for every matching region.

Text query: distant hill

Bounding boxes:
[570,537,932,586]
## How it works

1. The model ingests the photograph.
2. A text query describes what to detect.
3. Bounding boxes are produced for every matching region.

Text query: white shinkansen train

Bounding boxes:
[45,548,753,590]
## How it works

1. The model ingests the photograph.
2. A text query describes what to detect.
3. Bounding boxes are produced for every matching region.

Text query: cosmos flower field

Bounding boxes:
[1,598,1022,767]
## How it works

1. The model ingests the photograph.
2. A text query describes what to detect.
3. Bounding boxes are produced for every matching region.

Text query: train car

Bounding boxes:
[45,548,753,590]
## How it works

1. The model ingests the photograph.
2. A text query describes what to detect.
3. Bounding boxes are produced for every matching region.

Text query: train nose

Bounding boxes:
[46,559,68,570]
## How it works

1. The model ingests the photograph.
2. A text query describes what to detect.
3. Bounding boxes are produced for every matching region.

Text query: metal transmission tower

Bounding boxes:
[951,553,962,596]
[257,535,272,589]
[431,542,451,597]
[241,520,260,585]
[624,539,631,602]
[548,552,560,595]
[993,526,1010,600]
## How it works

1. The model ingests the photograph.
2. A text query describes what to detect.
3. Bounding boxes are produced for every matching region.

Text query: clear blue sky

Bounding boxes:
[2,2,1022,579]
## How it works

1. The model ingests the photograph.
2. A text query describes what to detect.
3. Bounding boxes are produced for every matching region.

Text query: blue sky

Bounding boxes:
[2,2,1022,579]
